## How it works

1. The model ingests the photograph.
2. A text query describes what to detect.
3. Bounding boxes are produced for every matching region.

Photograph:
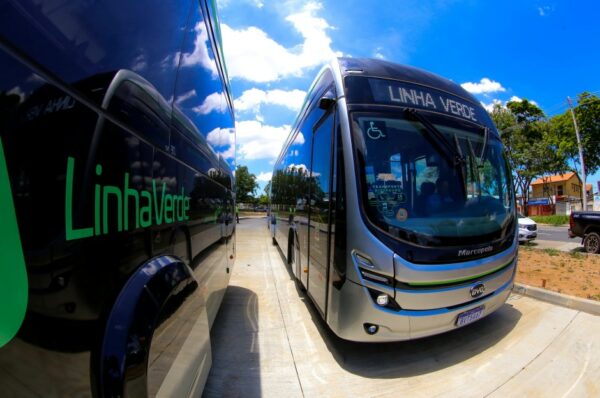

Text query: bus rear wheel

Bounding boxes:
[584,232,600,254]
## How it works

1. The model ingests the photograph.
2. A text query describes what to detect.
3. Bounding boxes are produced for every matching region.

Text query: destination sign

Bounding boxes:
[345,76,489,124]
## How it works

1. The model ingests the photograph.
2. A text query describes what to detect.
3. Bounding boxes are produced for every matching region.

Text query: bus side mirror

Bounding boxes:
[318,92,336,110]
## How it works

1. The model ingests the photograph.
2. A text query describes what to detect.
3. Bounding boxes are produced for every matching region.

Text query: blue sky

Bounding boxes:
[216,0,600,195]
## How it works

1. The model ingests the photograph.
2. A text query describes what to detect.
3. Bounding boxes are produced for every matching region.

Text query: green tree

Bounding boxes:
[258,180,271,206]
[491,100,567,214]
[235,165,258,203]
[549,92,600,177]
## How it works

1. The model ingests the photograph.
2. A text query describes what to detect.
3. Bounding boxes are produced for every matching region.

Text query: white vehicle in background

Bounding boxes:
[518,213,537,243]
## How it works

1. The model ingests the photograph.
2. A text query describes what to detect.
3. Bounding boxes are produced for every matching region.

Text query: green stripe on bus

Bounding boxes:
[407,259,515,287]
[0,138,28,347]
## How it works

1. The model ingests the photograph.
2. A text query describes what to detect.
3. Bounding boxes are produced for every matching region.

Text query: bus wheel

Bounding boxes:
[584,232,600,254]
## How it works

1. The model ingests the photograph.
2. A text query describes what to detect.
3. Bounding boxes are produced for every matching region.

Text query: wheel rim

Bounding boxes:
[587,235,599,253]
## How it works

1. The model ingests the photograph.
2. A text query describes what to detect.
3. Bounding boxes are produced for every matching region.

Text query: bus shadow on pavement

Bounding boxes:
[275,243,523,379]
[202,286,261,398]
[322,303,522,379]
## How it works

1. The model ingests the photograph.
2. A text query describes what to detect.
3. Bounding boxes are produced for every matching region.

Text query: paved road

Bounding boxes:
[203,218,600,397]
[536,224,571,242]
[527,225,583,252]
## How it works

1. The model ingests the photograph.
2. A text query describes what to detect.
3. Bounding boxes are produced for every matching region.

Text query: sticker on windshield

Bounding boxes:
[395,208,408,222]
[364,121,387,140]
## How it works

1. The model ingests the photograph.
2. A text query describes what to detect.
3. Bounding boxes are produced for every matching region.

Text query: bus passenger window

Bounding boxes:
[108,79,171,150]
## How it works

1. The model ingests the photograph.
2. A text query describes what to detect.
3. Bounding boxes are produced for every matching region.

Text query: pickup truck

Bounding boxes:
[568,211,600,253]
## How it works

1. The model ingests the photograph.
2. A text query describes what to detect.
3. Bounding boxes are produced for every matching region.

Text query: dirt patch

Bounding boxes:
[516,245,600,301]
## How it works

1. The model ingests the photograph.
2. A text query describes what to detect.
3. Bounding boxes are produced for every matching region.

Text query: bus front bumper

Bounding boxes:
[329,271,514,342]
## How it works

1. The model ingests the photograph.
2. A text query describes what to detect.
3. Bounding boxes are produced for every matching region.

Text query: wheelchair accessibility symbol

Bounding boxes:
[366,121,386,140]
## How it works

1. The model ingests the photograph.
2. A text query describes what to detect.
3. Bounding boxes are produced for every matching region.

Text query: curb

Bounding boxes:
[513,283,600,316]
[524,239,582,253]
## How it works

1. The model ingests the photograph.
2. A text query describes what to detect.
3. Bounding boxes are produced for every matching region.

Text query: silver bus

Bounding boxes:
[270,58,516,342]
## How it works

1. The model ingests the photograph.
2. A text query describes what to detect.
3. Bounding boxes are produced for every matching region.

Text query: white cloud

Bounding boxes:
[193,92,227,114]
[538,6,552,16]
[207,127,236,160]
[175,89,197,105]
[179,22,218,78]
[292,132,305,145]
[219,145,236,160]
[256,172,272,182]
[236,120,291,160]
[131,54,147,72]
[507,96,538,106]
[235,88,306,113]
[481,96,539,113]
[221,2,342,82]
[481,99,503,113]
[461,78,506,94]
[207,127,235,147]
[373,47,385,60]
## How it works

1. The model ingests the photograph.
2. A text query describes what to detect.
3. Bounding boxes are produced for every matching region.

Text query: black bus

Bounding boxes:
[0,0,235,396]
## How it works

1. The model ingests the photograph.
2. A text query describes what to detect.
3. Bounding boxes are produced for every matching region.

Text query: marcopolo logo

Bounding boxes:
[65,157,191,241]
[457,246,493,257]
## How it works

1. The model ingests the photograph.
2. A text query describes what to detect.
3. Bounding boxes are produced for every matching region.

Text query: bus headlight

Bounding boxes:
[367,288,400,311]
[376,294,389,306]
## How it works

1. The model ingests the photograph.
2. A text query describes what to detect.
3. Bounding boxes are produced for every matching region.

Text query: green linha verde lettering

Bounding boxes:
[65,157,190,241]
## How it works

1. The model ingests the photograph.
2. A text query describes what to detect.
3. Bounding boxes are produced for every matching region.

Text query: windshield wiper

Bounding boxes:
[479,126,489,163]
[406,109,467,198]
[406,109,465,167]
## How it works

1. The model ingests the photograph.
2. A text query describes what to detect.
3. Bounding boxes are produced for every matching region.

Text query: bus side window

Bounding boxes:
[108,80,171,150]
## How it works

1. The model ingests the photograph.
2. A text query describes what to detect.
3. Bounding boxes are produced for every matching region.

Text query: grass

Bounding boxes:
[569,251,584,260]
[530,215,569,226]
[542,248,560,256]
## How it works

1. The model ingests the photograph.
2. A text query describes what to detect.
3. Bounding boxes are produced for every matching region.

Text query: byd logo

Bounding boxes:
[470,283,486,298]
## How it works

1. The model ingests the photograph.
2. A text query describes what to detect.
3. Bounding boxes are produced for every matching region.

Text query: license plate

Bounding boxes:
[456,305,485,327]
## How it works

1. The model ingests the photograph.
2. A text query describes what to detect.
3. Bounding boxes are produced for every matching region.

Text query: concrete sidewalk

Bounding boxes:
[203,218,600,398]
[525,238,583,252]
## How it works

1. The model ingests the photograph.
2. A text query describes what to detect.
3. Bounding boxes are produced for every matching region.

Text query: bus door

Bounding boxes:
[307,110,335,316]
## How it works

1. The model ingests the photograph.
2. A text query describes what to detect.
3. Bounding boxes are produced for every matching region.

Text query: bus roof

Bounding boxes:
[338,57,479,106]
[276,57,492,166]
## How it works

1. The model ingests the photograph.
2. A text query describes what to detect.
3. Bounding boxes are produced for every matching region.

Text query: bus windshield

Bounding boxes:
[352,111,514,245]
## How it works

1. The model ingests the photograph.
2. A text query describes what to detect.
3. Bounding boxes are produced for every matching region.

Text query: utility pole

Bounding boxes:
[567,96,586,210]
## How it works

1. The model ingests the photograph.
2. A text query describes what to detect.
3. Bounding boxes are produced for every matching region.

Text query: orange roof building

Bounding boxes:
[530,172,583,200]
[531,172,578,186]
